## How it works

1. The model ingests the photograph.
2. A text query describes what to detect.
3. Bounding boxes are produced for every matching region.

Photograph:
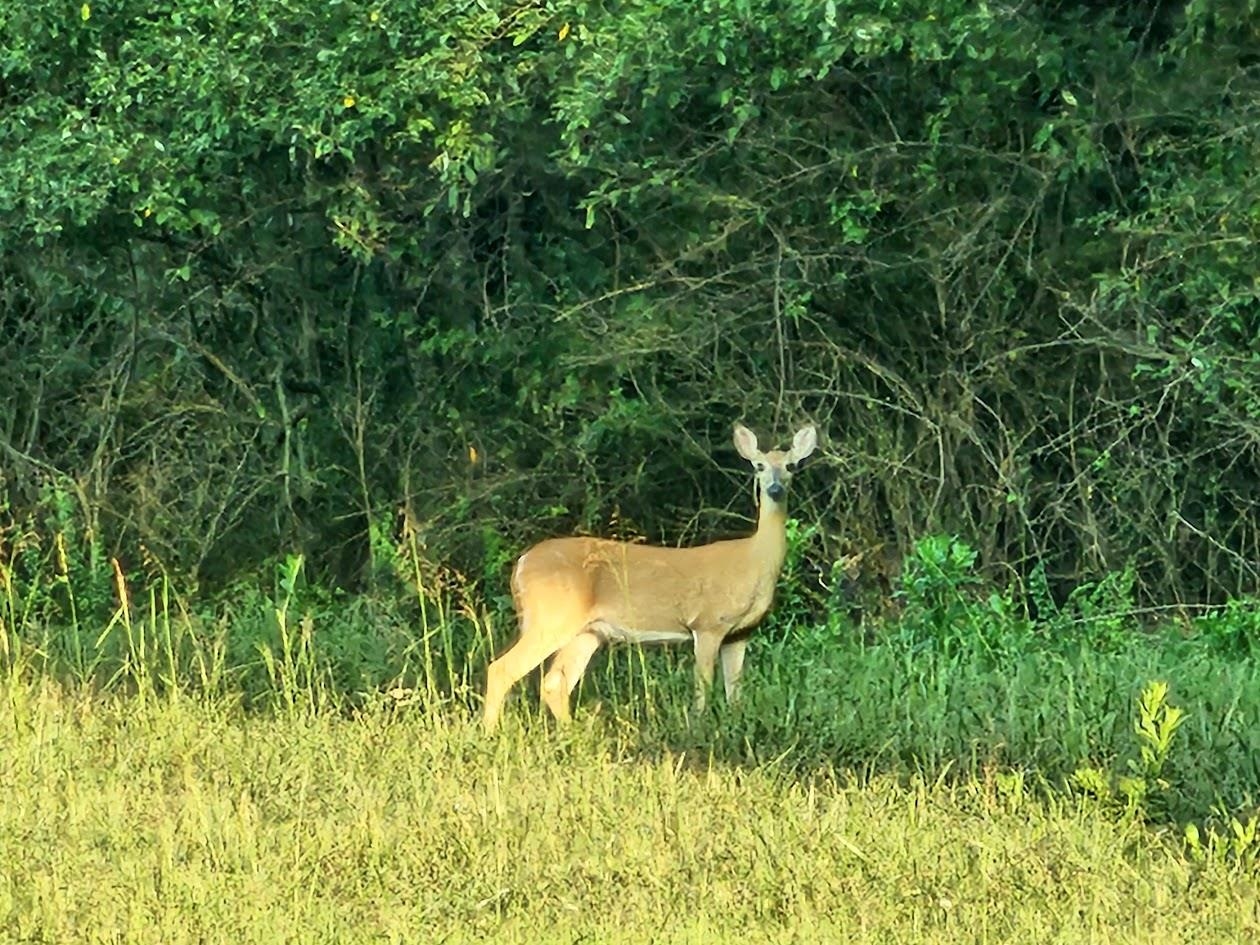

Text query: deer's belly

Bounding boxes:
[590,620,691,646]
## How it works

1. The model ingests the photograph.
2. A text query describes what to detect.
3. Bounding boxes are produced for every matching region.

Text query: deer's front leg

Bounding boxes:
[719,637,748,705]
[692,630,722,712]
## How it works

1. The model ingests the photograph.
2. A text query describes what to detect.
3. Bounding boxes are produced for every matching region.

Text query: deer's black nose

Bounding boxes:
[765,482,786,502]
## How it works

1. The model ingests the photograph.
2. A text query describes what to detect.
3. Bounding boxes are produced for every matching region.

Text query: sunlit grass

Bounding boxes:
[2,680,1257,944]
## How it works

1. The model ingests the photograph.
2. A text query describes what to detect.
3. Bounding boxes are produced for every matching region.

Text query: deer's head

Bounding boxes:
[733,423,817,505]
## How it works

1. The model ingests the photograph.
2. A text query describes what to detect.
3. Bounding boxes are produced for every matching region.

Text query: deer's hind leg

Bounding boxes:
[541,629,603,723]
[484,639,545,733]
[484,615,576,732]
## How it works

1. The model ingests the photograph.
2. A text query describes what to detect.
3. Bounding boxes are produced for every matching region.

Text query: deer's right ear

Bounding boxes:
[732,423,761,461]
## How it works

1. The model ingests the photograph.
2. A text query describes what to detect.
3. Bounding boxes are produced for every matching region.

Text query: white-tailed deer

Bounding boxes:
[482,422,818,732]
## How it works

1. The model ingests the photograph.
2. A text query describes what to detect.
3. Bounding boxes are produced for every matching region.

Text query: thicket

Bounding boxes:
[2,0,1260,614]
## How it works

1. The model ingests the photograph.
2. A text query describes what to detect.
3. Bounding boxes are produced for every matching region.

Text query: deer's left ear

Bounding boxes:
[789,425,818,464]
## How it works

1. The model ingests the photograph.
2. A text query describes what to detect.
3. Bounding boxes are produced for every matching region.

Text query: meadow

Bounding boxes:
[2,536,1259,943]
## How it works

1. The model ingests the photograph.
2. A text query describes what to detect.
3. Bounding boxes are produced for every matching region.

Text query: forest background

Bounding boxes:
[2,0,1260,686]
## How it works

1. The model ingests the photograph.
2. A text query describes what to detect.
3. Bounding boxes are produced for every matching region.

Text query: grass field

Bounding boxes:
[3,537,1259,942]
[2,668,1258,944]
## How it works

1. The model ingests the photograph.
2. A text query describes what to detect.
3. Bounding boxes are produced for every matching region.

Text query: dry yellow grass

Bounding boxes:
[1,679,1256,944]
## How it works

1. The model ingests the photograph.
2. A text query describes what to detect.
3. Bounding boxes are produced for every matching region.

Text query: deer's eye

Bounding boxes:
[786,461,798,473]
[754,462,766,472]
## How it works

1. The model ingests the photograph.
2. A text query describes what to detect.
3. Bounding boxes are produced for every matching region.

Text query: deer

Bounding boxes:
[482,422,818,732]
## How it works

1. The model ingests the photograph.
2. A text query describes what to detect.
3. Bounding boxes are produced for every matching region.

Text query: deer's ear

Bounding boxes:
[732,423,761,461]
[789,425,818,463]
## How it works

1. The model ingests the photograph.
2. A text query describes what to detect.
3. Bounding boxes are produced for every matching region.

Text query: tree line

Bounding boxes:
[2,1,1258,612]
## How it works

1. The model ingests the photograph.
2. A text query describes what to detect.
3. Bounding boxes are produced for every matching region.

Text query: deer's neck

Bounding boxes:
[751,495,789,576]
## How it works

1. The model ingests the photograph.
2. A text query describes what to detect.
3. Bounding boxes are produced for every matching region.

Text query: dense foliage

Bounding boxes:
[3,0,1259,612]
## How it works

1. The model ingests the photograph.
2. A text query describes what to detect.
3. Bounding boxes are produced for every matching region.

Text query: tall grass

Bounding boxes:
[0,513,497,711]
